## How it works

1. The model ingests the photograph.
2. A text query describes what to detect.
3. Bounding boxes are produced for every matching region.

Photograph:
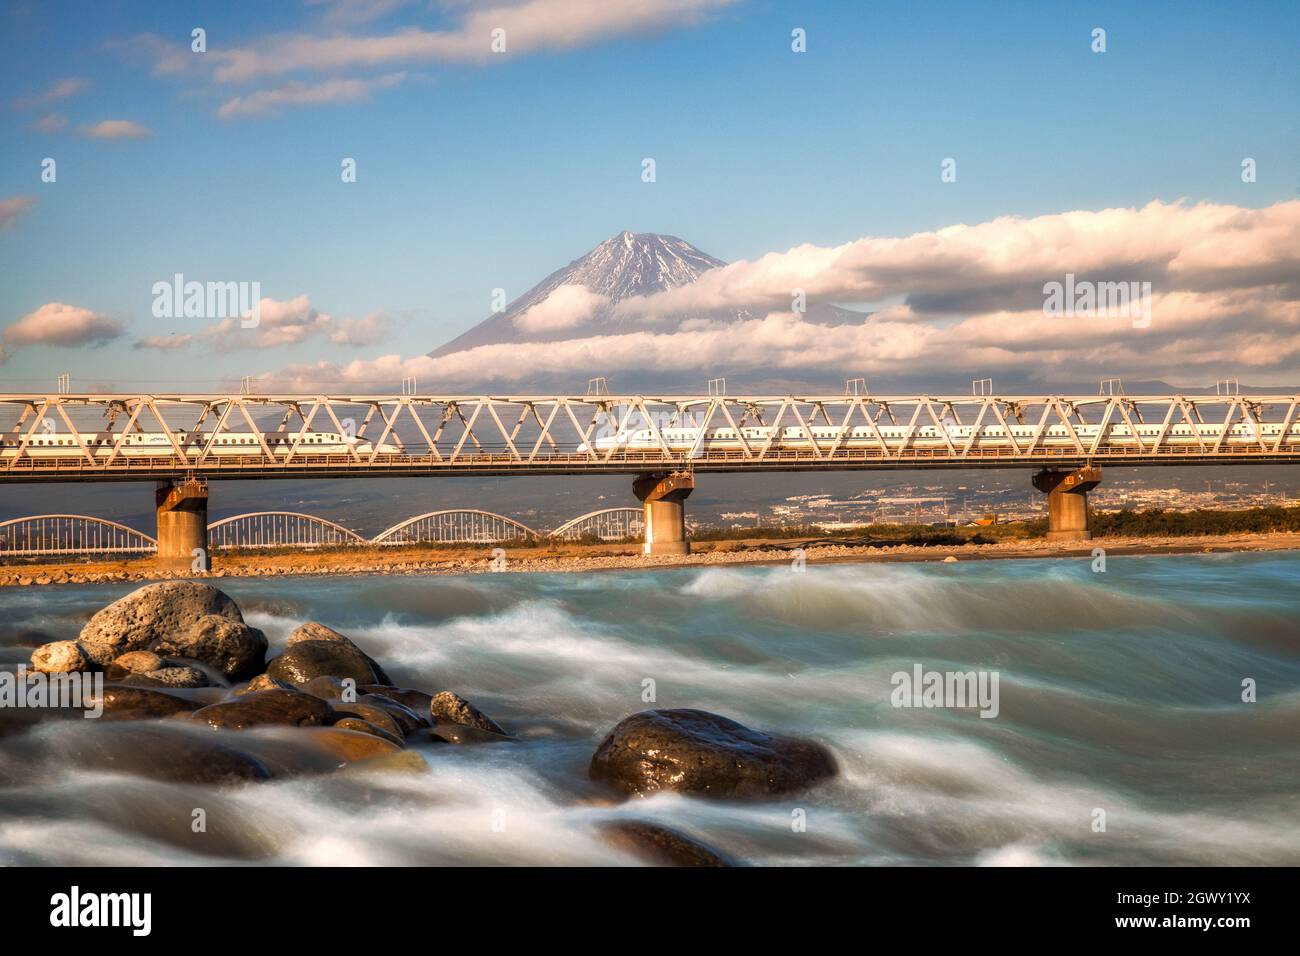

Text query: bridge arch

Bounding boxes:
[550,507,645,542]
[0,514,157,556]
[207,512,366,550]
[373,509,539,545]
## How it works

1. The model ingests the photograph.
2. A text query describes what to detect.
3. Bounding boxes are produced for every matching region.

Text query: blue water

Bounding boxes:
[1,551,1298,866]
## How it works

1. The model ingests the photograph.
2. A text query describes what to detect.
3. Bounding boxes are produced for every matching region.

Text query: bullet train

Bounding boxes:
[0,430,402,458]
[578,421,1300,453]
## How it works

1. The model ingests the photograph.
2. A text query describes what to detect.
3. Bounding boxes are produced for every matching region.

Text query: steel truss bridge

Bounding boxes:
[4,392,1300,480]
[0,508,647,558]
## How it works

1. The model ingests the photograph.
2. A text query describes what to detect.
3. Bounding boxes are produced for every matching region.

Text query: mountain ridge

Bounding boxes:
[430,230,867,358]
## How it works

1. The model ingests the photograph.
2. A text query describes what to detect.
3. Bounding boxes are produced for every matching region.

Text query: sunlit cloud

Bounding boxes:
[79,119,153,139]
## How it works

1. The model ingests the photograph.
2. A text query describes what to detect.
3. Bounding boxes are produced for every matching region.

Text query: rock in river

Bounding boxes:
[267,640,382,686]
[77,581,246,668]
[190,688,334,730]
[30,640,91,674]
[589,708,837,800]
[287,622,392,684]
[95,686,205,721]
[149,613,267,679]
[429,691,507,736]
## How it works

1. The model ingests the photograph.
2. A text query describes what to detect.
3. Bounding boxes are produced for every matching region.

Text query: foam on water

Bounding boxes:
[1,550,1298,865]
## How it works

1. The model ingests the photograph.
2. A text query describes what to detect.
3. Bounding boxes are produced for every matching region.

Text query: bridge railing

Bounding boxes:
[4,392,1300,477]
[0,514,158,557]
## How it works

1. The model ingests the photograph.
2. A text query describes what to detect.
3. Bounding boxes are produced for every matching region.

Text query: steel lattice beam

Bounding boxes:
[2,392,1300,482]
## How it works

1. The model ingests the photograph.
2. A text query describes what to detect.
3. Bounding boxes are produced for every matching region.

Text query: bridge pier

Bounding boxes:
[156,478,209,571]
[633,471,693,556]
[1032,465,1102,541]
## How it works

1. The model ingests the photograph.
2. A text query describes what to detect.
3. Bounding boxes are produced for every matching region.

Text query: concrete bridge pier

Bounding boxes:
[156,477,210,571]
[634,471,694,556]
[1032,465,1102,541]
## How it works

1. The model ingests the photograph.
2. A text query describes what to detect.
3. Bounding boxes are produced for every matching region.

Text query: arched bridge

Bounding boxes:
[549,507,644,541]
[373,510,539,545]
[0,514,158,557]
[207,511,366,550]
[0,507,647,557]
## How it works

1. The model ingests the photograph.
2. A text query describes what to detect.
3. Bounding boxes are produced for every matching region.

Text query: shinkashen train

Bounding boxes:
[0,420,1294,458]
[0,430,400,458]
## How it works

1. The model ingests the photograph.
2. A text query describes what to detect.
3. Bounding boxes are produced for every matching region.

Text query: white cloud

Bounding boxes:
[31,113,68,133]
[180,295,393,351]
[266,199,1300,389]
[0,196,36,231]
[207,0,738,83]
[134,333,194,350]
[13,76,89,109]
[3,303,124,349]
[217,72,406,119]
[306,0,416,26]
[329,311,392,346]
[512,284,609,333]
[79,119,153,140]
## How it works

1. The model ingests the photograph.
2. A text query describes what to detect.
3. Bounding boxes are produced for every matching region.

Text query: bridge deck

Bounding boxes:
[3,393,1298,482]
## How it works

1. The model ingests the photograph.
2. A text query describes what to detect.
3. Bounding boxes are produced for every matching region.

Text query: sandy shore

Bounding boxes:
[4,531,1300,586]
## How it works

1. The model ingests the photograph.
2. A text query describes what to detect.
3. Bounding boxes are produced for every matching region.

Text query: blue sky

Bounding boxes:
[1,0,1297,390]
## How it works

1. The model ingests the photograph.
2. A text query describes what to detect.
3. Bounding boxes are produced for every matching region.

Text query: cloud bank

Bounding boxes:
[264,199,1300,390]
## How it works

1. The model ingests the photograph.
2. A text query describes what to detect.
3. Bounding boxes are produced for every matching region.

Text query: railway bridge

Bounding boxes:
[3,390,1298,563]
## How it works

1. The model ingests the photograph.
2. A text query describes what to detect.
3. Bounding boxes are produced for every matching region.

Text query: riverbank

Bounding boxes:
[5,530,1300,586]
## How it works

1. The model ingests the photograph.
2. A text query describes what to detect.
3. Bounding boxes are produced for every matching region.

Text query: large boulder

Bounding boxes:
[189,689,334,730]
[94,686,204,721]
[287,622,392,684]
[149,614,267,679]
[77,582,245,667]
[429,691,507,736]
[589,709,837,800]
[121,665,211,689]
[266,640,381,686]
[30,640,91,674]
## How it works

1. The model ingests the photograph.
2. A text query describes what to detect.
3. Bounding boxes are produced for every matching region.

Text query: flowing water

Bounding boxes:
[1,551,1298,866]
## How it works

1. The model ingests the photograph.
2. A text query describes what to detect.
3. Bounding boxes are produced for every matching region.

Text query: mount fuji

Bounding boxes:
[429,231,868,358]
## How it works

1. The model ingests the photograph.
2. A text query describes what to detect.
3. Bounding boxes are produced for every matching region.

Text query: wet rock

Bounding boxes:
[429,691,507,736]
[266,640,381,686]
[190,689,333,730]
[122,665,211,689]
[106,650,163,679]
[40,722,271,784]
[331,701,405,739]
[360,684,434,717]
[333,717,404,747]
[589,708,837,800]
[78,581,245,667]
[94,686,204,721]
[234,673,296,695]
[296,727,403,763]
[602,820,737,867]
[297,675,350,700]
[30,640,91,674]
[423,722,514,746]
[339,749,429,776]
[287,622,392,684]
[354,694,427,734]
[150,614,267,679]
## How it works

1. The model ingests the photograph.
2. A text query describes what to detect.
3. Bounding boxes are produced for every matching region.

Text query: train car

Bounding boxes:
[0,431,402,458]
[579,421,1299,453]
